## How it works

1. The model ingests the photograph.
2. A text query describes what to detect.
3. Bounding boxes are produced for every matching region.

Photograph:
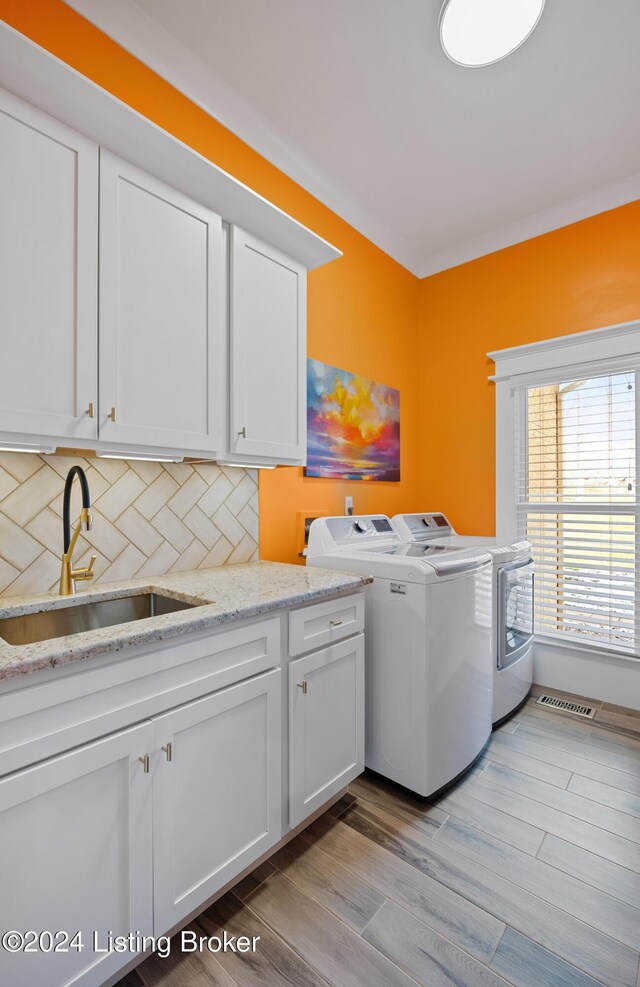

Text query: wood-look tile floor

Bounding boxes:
[117,686,640,987]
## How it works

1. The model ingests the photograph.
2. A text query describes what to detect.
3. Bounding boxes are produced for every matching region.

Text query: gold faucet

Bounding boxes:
[59,466,97,596]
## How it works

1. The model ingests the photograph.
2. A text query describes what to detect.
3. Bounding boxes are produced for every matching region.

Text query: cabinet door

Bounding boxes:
[289,635,364,828]
[0,722,153,987]
[0,89,98,443]
[152,669,281,933]
[230,226,306,463]
[99,150,224,454]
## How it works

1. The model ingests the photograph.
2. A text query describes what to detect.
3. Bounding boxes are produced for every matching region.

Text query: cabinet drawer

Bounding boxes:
[288,593,364,656]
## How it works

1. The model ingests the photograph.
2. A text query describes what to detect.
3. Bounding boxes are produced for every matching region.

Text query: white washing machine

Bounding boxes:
[392,513,534,725]
[306,514,493,798]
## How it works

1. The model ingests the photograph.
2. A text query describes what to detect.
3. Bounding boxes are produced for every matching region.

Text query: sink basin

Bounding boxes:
[0,592,198,646]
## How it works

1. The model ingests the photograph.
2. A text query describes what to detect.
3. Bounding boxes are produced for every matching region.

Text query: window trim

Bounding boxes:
[535,630,640,665]
[491,318,640,547]
[491,319,640,658]
[489,319,640,382]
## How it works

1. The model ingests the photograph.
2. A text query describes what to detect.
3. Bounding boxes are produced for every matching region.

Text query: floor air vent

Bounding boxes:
[536,695,595,719]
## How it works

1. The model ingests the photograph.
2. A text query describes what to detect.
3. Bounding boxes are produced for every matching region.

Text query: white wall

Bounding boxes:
[534,639,640,710]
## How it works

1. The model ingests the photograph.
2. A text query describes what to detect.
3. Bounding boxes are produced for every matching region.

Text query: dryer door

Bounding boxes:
[498,559,534,669]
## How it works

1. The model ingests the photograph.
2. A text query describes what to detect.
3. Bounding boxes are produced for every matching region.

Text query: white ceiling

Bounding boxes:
[65,0,640,277]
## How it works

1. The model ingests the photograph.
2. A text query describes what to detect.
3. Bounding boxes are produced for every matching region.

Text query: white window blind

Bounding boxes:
[516,370,638,655]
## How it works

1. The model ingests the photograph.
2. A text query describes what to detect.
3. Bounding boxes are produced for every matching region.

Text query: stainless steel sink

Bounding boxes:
[0,592,198,646]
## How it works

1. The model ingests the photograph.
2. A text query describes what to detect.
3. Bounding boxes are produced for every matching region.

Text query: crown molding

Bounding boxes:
[64,0,640,281]
[63,0,420,275]
[417,170,640,278]
[0,24,341,269]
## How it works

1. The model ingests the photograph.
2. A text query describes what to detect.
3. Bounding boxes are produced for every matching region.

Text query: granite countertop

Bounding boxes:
[0,562,371,682]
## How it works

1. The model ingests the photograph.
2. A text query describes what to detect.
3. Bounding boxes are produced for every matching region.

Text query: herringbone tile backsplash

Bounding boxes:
[0,453,259,597]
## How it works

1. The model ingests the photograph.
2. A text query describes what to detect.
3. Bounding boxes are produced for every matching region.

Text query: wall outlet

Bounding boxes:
[345,496,353,516]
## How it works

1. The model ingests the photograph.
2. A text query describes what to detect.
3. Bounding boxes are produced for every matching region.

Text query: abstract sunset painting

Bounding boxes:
[305,359,400,480]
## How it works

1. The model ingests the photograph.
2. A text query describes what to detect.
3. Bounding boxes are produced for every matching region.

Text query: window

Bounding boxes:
[517,371,637,655]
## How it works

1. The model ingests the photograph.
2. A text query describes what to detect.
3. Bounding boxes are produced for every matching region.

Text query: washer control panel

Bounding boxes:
[329,515,395,541]
[307,515,400,553]
[371,518,394,533]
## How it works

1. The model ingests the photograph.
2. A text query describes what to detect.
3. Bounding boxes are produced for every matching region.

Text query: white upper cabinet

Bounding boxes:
[229,227,307,465]
[99,151,224,454]
[0,90,98,443]
[0,70,334,461]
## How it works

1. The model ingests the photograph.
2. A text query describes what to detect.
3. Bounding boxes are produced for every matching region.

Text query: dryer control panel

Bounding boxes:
[393,513,452,541]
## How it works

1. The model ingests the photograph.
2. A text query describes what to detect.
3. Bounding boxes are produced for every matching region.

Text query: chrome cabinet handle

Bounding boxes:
[138,754,150,773]
[329,619,343,627]
[161,743,173,762]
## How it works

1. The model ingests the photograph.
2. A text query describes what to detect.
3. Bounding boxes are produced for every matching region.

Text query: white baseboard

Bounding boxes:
[533,639,640,711]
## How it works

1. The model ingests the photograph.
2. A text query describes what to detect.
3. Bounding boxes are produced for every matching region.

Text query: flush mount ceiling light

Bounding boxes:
[440,0,545,67]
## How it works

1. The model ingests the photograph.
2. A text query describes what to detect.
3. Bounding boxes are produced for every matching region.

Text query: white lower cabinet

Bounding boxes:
[152,669,282,933]
[0,673,281,987]
[288,634,365,827]
[0,597,364,987]
[0,722,154,987]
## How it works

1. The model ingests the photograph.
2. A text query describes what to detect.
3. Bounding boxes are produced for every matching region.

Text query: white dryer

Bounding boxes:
[392,513,534,725]
[306,515,493,798]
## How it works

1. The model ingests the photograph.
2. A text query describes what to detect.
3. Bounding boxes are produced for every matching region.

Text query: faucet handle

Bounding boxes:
[74,555,97,582]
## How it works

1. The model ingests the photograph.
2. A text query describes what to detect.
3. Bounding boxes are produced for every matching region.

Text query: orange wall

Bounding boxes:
[5,3,640,560]
[419,201,640,536]
[0,0,421,564]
